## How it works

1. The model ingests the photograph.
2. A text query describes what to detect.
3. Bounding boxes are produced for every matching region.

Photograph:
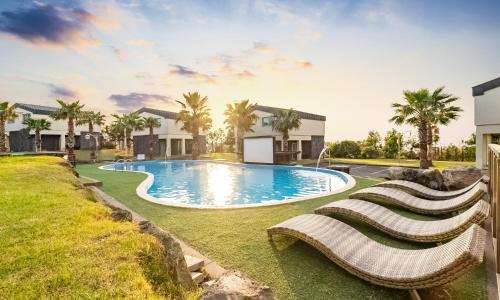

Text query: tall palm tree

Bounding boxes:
[52,100,84,166]
[271,109,301,152]
[142,116,161,160]
[22,117,51,152]
[0,101,18,152]
[112,113,144,156]
[426,87,462,165]
[176,92,212,160]
[77,111,106,161]
[224,100,258,154]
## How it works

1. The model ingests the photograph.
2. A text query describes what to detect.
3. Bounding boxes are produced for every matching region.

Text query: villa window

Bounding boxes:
[262,116,272,127]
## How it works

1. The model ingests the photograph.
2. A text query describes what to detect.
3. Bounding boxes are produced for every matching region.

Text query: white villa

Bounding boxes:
[244,105,326,160]
[6,103,99,152]
[473,77,500,168]
[132,107,206,157]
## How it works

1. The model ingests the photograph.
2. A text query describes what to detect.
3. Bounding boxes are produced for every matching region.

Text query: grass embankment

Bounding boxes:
[78,163,487,300]
[298,158,475,171]
[0,156,199,299]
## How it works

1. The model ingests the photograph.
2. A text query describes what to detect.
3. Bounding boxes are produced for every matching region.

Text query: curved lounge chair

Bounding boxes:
[315,199,490,242]
[267,214,485,290]
[348,182,487,215]
[374,175,489,200]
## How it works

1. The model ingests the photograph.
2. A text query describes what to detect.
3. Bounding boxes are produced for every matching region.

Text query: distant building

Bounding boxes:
[244,105,326,160]
[473,77,500,168]
[5,103,100,152]
[131,107,206,157]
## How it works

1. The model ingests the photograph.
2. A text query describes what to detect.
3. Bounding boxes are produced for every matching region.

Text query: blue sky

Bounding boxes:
[1,0,499,144]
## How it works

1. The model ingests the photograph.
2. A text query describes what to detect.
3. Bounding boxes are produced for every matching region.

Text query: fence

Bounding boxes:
[487,144,500,273]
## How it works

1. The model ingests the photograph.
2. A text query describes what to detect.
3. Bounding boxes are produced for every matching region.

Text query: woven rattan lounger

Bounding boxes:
[374,175,489,200]
[315,199,490,242]
[348,182,487,215]
[267,214,485,291]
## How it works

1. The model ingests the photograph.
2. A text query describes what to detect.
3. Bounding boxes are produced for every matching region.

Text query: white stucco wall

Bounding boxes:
[244,110,325,138]
[474,86,500,168]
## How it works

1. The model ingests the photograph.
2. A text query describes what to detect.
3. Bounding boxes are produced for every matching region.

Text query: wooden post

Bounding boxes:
[496,157,500,273]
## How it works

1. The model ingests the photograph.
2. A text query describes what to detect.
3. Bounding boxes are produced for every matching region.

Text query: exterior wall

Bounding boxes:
[475,86,500,168]
[476,125,500,168]
[311,135,325,159]
[133,135,159,156]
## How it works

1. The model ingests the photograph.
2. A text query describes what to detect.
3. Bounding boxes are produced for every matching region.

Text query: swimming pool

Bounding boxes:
[100,160,355,208]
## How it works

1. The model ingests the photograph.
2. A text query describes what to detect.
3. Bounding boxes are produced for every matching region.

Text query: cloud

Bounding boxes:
[109,45,126,61]
[297,60,313,68]
[127,39,154,47]
[131,72,152,79]
[253,42,274,53]
[47,83,78,98]
[169,65,215,84]
[0,3,101,48]
[108,92,173,110]
[237,70,255,79]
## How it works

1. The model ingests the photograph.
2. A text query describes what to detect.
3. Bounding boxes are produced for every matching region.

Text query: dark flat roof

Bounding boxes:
[135,107,178,119]
[254,105,326,121]
[13,103,58,116]
[472,77,500,96]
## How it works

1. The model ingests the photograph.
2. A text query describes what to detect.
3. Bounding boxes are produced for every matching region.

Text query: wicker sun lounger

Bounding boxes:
[267,214,485,290]
[315,199,490,242]
[374,175,489,200]
[348,182,487,215]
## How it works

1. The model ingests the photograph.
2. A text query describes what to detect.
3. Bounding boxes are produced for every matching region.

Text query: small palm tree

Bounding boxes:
[52,100,85,165]
[0,101,18,152]
[176,92,212,160]
[22,117,52,152]
[77,111,106,161]
[142,116,161,160]
[224,100,258,154]
[112,113,144,156]
[271,109,301,152]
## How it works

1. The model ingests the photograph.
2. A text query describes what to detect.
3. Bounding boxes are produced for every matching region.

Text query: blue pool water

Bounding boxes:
[102,160,351,207]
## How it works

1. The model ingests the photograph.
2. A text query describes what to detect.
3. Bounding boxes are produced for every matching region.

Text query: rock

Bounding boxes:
[442,167,482,191]
[387,167,444,190]
[201,271,274,300]
[110,207,132,222]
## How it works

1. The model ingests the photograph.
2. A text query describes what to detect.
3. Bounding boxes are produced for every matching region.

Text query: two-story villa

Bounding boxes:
[473,77,500,168]
[244,105,326,160]
[132,107,206,157]
[6,103,99,152]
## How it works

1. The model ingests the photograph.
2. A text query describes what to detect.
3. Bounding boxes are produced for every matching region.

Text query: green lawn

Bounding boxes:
[298,158,475,171]
[0,156,199,299]
[78,162,487,300]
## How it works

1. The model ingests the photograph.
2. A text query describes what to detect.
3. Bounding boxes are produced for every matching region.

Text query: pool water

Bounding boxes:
[102,160,351,207]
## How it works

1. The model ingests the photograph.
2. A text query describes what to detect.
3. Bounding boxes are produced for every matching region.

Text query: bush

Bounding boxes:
[329,140,361,158]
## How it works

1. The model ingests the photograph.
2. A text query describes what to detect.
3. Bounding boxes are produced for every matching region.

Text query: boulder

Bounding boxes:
[201,271,274,300]
[387,167,444,190]
[442,167,482,191]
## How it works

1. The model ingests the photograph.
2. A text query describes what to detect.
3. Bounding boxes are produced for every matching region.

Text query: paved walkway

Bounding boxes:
[306,162,390,178]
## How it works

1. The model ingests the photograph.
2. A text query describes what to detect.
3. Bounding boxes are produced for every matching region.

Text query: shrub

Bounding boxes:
[329,140,361,158]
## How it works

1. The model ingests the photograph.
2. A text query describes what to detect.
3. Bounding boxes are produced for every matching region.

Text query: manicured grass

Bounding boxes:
[200,152,239,161]
[298,158,475,171]
[78,162,487,300]
[0,156,200,299]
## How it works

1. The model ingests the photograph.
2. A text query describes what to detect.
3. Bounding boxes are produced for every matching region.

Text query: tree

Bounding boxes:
[426,87,462,165]
[271,109,301,152]
[103,122,125,149]
[462,133,476,146]
[142,116,161,160]
[360,130,381,158]
[175,92,212,159]
[22,117,51,152]
[112,113,144,156]
[390,89,435,169]
[0,101,17,152]
[77,111,105,161]
[224,100,258,154]
[328,140,361,158]
[383,129,400,159]
[225,126,235,152]
[52,100,84,166]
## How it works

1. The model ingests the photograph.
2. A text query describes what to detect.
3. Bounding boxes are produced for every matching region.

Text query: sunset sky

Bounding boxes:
[1,0,499,145]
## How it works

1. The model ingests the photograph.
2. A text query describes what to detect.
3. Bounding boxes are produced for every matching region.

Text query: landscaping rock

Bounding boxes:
[110,207,132,222]
[442,167,482,191]
[139,221,195,289]
[387,167,445,190]
[201,271,274,300]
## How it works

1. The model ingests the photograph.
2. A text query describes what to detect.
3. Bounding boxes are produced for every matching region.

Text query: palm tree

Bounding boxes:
[142,116,161,160]
[271,109,301,152]
[176,92,212,160]
[22,117,51,152]
[52,100,85,166]
[103,122,125,149]
[77,111,106,161]
[0,101,17,152]
[224,100,258,154]
[112,113,144,156]
[426,87,462,165]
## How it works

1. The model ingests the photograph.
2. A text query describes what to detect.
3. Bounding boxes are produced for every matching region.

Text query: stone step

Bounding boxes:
[191,271,204,284]
[185,255,204,272]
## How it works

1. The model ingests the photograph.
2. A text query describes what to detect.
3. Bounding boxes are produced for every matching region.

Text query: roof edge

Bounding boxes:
[472,77,500,97]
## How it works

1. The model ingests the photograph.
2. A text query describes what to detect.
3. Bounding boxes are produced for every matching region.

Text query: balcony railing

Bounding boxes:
[488,144,500,273]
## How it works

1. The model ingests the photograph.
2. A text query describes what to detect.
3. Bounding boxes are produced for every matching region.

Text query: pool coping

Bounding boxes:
[98,160,356,209]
